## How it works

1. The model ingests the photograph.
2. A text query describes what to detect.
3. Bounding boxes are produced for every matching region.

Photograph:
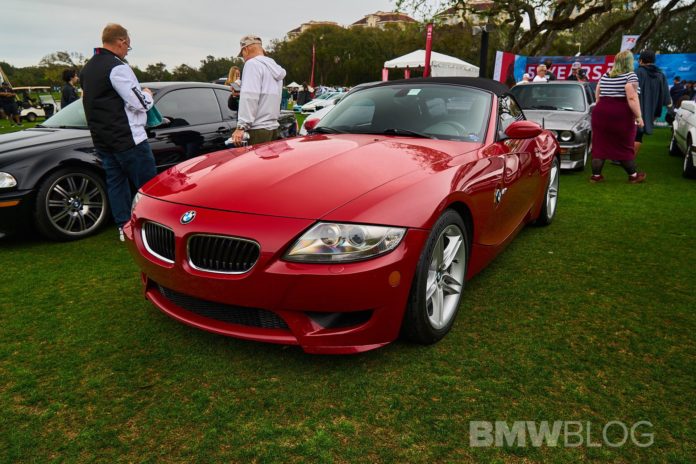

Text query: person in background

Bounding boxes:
[577,69,589,82]
[670,76,686,107]
[590,50,645,183]
[543,58,556,80]
[80,23,156,242]
[0,82,22,126]
[519,73,531,84]
[225,65,242,111]
[634,49,671,157]
[567,61,582,81]
[61,69,80,108]
[230,34,286,147]
[533,64,549,82]
[296,82,311,106]
[281,86,289,110]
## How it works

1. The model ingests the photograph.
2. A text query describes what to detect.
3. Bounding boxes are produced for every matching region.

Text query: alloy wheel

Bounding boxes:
[45,173,107,236]
[425,224,467,330]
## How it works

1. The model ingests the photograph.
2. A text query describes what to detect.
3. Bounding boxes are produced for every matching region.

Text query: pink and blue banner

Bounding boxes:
[494,51,696,86]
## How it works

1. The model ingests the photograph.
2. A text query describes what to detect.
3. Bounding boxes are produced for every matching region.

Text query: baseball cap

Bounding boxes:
[572,61,581,69]
[238,35,262,57]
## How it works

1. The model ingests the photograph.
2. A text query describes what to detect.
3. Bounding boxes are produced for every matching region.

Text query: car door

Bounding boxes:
[674,104,693,150]
[148,87,233,170]
[495,95,537,240]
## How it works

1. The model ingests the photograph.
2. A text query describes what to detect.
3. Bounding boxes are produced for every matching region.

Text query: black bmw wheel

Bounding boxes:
[34,168,110,241]
[402,209,469,345]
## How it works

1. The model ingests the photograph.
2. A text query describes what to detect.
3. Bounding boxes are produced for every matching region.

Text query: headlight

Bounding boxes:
[131,192,142,213]
[0,172,17,189]
[559,131,574,142]
[284,222,406,263]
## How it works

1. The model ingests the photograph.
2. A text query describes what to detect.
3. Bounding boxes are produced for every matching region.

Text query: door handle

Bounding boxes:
[216,127,230,134]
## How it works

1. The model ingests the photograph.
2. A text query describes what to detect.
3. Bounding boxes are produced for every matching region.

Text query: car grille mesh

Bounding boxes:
[188,235,260,273]
[156,283,289,329]
[143,222,175,262]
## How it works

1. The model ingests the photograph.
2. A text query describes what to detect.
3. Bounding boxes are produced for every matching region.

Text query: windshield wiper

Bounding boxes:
[56,125,88,129]
[380,128,435,139]
[311,126,344,134]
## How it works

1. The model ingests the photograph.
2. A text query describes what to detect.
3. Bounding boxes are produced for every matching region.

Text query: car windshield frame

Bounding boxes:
[510,83,587,113]
[315,83,492,143]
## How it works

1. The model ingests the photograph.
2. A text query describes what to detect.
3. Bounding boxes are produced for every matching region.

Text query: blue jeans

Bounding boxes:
[99,141,156,227]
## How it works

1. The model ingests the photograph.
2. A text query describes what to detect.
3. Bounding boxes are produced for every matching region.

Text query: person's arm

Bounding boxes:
[109,65,153,113]
[595,82,601,102]
[625,82,644,128]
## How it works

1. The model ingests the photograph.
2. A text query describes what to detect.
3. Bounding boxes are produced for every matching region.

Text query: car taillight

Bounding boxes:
[304,118,319,132]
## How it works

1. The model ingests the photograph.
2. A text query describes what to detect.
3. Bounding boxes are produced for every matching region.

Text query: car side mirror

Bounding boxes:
[504,120,543,139]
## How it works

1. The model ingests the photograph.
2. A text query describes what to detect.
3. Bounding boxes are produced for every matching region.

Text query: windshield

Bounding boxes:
[41,99,88,128]
[316,84,490,142]
[510,84,586,112]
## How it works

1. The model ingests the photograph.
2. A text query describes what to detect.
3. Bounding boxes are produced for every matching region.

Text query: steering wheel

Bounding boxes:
[425,121,468,137]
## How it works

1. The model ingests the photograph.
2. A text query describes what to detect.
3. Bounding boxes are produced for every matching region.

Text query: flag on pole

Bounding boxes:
[620,35,640,52]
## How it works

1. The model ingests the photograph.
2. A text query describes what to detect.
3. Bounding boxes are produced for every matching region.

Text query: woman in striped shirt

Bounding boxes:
[590,50,646,183]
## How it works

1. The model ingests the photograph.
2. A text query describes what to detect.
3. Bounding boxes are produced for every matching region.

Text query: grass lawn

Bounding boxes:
[1,128,694,463]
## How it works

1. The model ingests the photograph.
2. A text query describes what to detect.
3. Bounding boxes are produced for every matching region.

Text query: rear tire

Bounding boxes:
[535,157,560,226]
[402,209,469,345]
[34,168,110,241]
[26,112,37,122]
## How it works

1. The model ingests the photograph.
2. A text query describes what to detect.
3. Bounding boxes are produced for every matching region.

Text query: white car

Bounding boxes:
[300,92,342,113]
[670,99,696,178]
[299,105,334,135]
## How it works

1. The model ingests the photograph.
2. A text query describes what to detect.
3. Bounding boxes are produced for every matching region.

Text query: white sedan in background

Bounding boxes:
[670,99,696,178]
[300,92,342,113]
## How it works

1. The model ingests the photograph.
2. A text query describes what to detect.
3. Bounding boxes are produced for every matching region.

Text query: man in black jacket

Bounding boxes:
[81,23,156,241]
[634,50,672,157]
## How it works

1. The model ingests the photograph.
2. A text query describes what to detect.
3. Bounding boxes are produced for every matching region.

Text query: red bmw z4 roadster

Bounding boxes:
[125,78,560,354]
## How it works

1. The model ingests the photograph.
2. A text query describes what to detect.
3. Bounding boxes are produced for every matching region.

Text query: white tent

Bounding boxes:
[286,81,301,89]
[384,50,479,77]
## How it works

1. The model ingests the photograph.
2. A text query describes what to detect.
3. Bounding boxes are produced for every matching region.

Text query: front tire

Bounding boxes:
[26,112,37,122]
[535,156,560,226]
[402,209,469,345]
[34,168,110,241]
[669,136,683,157]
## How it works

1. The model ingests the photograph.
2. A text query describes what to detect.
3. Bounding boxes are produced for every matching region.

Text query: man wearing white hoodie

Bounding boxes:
[231,35,287,146]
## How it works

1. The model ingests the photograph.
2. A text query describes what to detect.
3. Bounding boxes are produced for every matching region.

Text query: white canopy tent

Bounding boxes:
[384,50,479,77]
[286,81,301,89]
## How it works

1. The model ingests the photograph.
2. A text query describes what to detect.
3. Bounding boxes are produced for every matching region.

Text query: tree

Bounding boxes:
[395,0,696,56]
[171,64,205,82]
[199,55,243,82]
[143,62,172,82]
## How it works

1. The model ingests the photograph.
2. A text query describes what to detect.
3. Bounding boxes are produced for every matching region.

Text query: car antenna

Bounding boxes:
[542,117,545,129]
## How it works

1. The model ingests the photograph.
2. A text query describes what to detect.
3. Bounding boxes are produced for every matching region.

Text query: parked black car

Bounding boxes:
[0,82,297,241]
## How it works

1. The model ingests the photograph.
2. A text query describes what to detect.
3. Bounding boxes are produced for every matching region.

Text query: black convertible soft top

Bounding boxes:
[367,77,509,96]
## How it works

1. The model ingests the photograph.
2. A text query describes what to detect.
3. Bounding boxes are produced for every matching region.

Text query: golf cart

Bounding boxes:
[14,86,61,122]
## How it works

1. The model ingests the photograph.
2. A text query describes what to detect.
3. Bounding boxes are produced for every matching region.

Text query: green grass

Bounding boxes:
[1,129,694,463]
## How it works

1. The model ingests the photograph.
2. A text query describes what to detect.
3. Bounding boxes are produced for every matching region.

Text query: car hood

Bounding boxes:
[523,110,587,130]
[0,127,89,159]
[143,134,479,219]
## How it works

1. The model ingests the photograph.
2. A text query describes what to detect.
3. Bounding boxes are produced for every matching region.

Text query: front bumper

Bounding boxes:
[0,188,34,238]
[558,142,587,170]
[125,197,429,354]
